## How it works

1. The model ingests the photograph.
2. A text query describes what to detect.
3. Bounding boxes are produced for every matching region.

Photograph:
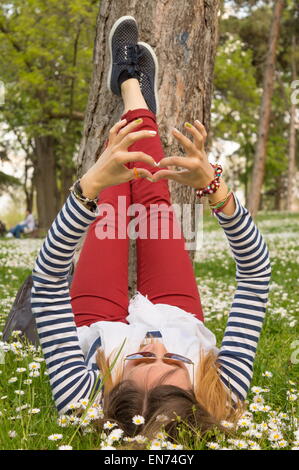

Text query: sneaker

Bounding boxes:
[107,15,140,96]
[136,41,159,115]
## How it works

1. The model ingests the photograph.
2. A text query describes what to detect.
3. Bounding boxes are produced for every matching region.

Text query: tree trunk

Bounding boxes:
[287,35,297,212]
[24,155,34,213]
[247,0,284,218]
[77,0,220,293]
[60,163,75,207]
[34,135,59,230]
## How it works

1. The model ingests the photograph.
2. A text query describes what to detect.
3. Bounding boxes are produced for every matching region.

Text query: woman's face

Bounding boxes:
[122,342,193,390]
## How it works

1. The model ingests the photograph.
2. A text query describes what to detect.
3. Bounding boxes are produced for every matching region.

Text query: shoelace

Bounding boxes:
[116,44,146,78]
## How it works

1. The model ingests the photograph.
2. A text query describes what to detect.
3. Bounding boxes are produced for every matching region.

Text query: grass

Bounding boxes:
[0,210,298,450]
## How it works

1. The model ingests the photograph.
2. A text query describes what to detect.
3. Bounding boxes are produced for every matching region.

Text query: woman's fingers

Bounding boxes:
[128,167,154,181]
[158,156,196,170]
[119,151,156,167]
[107,118,128,142]
[118,129,157,150]
[172,127,197,155]
[184,122,205,151]
[194,120,207,141]
[151,169,189,182]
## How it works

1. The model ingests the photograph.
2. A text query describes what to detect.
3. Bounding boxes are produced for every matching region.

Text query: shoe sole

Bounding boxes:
[138,41,160,115]
[107,15,138,95]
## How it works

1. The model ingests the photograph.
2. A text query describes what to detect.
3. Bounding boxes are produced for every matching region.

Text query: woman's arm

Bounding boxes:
[153,120,271,401]
[31,119,157,414]
[213,194,271,402]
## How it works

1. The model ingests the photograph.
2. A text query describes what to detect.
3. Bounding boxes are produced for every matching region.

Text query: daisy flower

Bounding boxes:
[253,395,264,405]
[134,435,147,444]
[16,368,26,373]
[103,421,117,430]
[277,440,288,448]
[57,416,69,427]
[262,371,273,378]
[78,398,89,408]
[132,415,145,425]
[8,430,17,438]
[8,377,17,383]
[207,442,220,449]
[48,434,63,441]
[87,407,99,420]
[167,443,183,450]
[149,439,162,450]
[269,431,283,441]
[287,393,298,402]
[107,428,124,443]
[58,445,73,450]
[28,408,40,414]
[221,420,234,429]
[29,370,40,377]
[28,362,40,370]
[249,403,261,412]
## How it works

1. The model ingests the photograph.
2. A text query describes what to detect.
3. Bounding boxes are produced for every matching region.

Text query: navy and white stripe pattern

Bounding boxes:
[31,193,102,413]
[215,195,271,401]
[31,192,271,414]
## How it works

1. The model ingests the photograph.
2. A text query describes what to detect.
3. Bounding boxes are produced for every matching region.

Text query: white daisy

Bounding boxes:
[132,415,145,425]
[48,434,63,441]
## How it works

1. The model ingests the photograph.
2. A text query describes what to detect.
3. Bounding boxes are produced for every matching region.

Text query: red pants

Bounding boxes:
[70,108,204,327]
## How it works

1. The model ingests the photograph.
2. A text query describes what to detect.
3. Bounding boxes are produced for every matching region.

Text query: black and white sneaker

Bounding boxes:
[107,15,140,96]
[137,41,159,115]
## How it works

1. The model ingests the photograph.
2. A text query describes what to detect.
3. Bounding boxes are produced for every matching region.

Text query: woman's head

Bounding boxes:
[95,339,244,441]
[122,342,193,391]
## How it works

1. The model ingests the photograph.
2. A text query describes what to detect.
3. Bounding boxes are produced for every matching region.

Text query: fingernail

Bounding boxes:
[195,120,201,125]
[148,130,156,135]
[154,161,160,166]
[120,119,127,123]
[184,122,192,128]
[135,118,142,124]
[172,127,180,133]
[146,177,153,182]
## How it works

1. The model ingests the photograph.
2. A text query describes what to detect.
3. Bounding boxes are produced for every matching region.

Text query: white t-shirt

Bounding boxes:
[77,291,219,384]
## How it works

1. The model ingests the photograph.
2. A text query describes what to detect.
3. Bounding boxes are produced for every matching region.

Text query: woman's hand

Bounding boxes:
[152,120,215,189]
[80,118,157,199]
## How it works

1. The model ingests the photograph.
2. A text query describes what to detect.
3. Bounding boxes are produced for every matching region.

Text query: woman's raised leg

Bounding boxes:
[120,79,204,321]
[70,79,150,327]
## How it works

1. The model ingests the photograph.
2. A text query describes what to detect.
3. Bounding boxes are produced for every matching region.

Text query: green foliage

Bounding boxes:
[0,170,21,193]
[214,0,299,205]
[0,0,98,193]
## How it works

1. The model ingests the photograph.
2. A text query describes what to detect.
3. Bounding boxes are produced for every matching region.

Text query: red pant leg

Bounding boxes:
[70,182,131,327]
[120,108,204,322]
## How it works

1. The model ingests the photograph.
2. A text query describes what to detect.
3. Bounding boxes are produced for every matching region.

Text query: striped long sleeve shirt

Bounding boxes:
[31,192,271,414]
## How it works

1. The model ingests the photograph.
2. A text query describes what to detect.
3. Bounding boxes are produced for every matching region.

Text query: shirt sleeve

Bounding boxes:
[213,194,272,402]
[31,192,102,414]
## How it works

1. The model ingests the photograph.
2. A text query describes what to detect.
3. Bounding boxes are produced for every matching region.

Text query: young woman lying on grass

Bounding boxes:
[30,16,271,442]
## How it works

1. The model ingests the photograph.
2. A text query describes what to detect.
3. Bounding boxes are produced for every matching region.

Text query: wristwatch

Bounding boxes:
[69,179,98,212]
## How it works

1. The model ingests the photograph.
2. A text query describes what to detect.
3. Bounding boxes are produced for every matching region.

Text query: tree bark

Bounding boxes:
[76,0,220,293]
[287,35,297,212]
[34,135,59,230]
[247,0,284,217]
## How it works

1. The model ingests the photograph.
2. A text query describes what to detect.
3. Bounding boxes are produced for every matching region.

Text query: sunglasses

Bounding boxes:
[124,351,194,386]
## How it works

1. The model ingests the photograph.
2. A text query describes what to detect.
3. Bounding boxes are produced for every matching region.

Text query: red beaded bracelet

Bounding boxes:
[195,164,223,198]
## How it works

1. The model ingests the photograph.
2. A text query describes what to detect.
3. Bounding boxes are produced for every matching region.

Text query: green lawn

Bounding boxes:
[0,211,298,450]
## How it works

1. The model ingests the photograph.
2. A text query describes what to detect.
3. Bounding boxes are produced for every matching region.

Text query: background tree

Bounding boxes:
[0,0,98,229]
[77,0,220,292]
